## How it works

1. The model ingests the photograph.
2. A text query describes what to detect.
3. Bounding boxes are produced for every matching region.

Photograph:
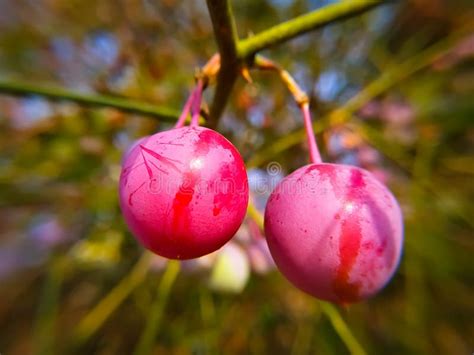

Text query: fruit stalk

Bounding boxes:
[254,55,322,164]
[175,90,196,128]
[191,79,204,127]
[301,103,322,164]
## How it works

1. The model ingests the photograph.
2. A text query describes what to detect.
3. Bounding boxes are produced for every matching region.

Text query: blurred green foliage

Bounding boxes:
[0,0,473,354]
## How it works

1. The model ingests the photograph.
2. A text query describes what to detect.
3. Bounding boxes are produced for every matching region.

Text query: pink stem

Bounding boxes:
[190,80,203,127]
[301,103,322,164]
[174,90,196,128]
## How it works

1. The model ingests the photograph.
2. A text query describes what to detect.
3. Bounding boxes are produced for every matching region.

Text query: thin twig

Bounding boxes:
[133,261,180,355]
[34,256,67,355]
[72,253,152,345]
[246,201,364,354]
[247,201,264,229]
[0,81,180,121]
[301,103,322,164]
[246,26,473,168]
[1,1,384,127]
[191,80,204,127]
[175,90,196,128]
[253,55,322,163]
[205,0,241,127]
[238,0,384,58]
[320,302,367,355]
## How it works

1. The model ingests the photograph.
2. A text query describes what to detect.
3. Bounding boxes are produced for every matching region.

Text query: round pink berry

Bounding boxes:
[264,163,403,303]
[119,126,249,259]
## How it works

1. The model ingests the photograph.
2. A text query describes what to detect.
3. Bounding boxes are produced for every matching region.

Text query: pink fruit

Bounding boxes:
[122,136,149,164]
[264,163,403,303]
[119,126,249,259]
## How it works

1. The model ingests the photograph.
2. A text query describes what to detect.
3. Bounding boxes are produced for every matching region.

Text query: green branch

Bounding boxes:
[320,302,367,355]
[133,261,180,355]
[72,253,152,345]
[246,201,365,354]
[0,1,385,127]
[246,25,472,168]
[203,0,384,125]
[34,256,67,355]
[238,0,384,58]
[0,81,180,122]
[206,0,241,127]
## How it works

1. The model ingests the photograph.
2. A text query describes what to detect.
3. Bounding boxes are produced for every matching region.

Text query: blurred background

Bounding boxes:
[0,0,473,354]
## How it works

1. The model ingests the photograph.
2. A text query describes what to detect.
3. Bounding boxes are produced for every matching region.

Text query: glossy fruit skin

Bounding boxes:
[264,163,403,303]
[119,126,249,259]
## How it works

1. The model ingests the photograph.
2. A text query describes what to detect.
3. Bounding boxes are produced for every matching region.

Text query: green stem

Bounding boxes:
[247,201,264,229]
[353,119,474,228]
[238,0,383,58]
[1,1,384,127]
[205,0,241,127]
[72,253,152,345]
[33,256,67,355]
[246,25,473,168]
[133,261,180,355]
[320,302,367,355]
[246,118,329,168]
[0,81,180,121]
[199,287,217,354]
[246,202,363,354]
[331,23,473,122]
